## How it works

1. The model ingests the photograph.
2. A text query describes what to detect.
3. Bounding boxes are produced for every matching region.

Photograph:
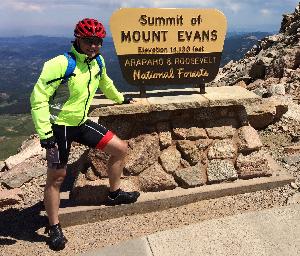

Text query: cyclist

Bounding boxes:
[30,18,140,251]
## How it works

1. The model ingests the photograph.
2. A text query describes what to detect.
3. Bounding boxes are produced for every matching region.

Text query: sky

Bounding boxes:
[0,0,299,37]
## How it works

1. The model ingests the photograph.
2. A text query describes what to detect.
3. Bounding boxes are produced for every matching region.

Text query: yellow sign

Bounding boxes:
[110,8,227,86]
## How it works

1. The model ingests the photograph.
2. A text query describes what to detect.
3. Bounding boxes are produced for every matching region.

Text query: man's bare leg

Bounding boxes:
[44,167,68,251]
[44,168,66,225]
[102,135,128,191]
[102,135,140,204]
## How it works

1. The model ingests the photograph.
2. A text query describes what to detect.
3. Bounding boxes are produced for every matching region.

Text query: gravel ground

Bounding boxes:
[1,111,300,256]
[0,184,297,256]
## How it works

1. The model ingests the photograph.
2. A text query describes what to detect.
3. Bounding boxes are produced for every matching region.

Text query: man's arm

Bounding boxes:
[98,67,125,104]
[30,56,67,140]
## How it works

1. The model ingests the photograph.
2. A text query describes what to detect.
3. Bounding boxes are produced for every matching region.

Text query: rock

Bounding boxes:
[158,131,172,149]
[268,84,286,96]
[207,159,238,183]
[287,192,300,205]
[253,87,268,97]
[195,139,213,150]
[282,154,300,165]
[85,167,99,181]
[66,148,90,177]
[283,145,300,154]
[100,115,134,140]
[0,161,6,172]
[206,126,236,139]
[185,127,208,140]
[88,117,99,123]
[236,151,272,179]
[125,134,160,175]
[249,60,266,79]
[207,3,300,102]
[159,146,181,174]
[0,188,23,208]
[234,80,247,88]
[4,137,45,169]
[180,158,190,168]
[207,139,236,160]
[177,140,203,165]
[247,107,275,129]
[290,182,298,189]
[70,173,139,205]
[245,98,288,129]
[157,122,172,149]
[173,163,207,188]
[173,127,189,139]
[1,162,46,189]
[87,149,109,178]
[172,117,207,140]
[282,48,300,69]
[236,126,263,153]
[138,163,177,192]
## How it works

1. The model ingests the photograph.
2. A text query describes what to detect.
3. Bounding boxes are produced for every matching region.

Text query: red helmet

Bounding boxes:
[74,18,106,38]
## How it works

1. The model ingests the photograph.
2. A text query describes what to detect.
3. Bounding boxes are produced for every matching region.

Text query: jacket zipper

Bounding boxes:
[78,60,91,125]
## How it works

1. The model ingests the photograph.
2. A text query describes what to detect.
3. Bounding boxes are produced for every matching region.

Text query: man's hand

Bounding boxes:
[40,136,56,149]
[122,96,134,104]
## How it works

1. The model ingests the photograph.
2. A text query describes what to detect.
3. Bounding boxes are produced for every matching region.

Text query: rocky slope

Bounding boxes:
[210,3,300,101]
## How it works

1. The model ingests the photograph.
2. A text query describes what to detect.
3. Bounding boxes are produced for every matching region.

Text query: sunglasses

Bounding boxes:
[80,37,103,46]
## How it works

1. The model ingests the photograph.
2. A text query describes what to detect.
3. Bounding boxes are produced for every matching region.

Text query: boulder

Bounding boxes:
[246,98,288,129]
[157,122,172,149]
[138,163,177,192]
[207,139,236,160]
[4,137,45,169]
[173,163,207,188]
[207,159,238,183]
[159,146,181,174]
[125,133,160,175]
[206,126,236,139]
[1,162,46,189]
[195,139,213,150]
[236,126,263,153]
[87,148,109,178]
[70,173,139,205]
[236,151,272,179]
[0,161,6,172]
[177,140,203,165]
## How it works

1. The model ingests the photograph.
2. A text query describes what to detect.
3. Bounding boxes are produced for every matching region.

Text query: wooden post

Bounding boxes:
[199,83,205,94]
[139,85,146,98]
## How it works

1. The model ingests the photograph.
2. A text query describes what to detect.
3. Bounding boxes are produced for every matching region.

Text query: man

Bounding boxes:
[30,18,140,251]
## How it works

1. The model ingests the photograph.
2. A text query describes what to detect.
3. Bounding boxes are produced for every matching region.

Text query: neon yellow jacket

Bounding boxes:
[30,46,124,140]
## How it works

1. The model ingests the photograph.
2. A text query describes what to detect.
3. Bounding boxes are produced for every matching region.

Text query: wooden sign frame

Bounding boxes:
[110,8,227,95]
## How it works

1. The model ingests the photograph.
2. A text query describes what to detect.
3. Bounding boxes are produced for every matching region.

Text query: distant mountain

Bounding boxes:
[221,32,270,64]
[0,32,271,114]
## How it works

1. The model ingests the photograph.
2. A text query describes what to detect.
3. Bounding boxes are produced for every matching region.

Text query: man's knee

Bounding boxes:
[119,140,128,157]
[46,168,67,187]
[103,136,128,157]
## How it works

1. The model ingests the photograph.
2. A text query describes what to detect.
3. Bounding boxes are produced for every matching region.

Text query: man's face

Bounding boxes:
[77,37,103,58]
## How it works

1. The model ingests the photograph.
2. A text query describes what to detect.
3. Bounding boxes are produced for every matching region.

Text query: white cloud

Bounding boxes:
[0,0,299,36]
[260,9,272,16]
[226,3,241,13]
[1,0,44,12]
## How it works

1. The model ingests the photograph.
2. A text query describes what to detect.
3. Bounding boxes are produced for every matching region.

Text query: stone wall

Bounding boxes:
[71,105,272,204]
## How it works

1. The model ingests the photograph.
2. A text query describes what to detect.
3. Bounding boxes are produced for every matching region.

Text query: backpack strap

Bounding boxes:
[46,52,76,85]
[95,54,103,78]
[61,52,76,84]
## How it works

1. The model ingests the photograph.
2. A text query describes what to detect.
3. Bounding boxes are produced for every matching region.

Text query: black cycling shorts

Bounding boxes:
[46,119,114,169]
